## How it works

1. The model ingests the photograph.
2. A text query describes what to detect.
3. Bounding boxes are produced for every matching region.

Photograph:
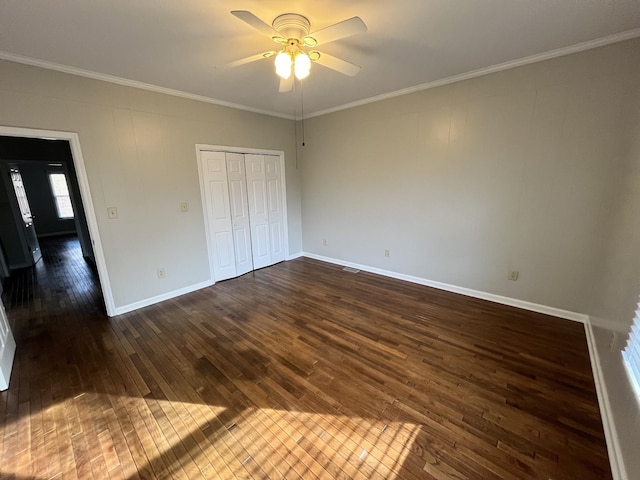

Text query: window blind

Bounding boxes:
[623,298,640,400]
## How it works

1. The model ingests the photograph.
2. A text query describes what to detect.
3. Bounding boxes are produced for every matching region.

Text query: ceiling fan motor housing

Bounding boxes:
[272,13,311,40]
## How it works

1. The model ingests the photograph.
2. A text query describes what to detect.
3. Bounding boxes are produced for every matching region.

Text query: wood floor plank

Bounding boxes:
[0,235,612,479]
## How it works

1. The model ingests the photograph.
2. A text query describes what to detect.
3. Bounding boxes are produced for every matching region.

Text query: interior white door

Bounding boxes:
[265,155,285,264]
[201,151,236,281]
[226,153,253,277]
[0,298,16,391]
[245,154,271,269]
[3,164,42,266]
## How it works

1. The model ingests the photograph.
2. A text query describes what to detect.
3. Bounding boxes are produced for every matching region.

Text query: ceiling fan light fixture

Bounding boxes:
[294,52,311,79]
[229,10,367,90]
[275,51,292,79]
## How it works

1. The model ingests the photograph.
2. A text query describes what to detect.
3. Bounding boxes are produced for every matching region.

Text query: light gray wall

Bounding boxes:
[586,59,640,479]
[0,59,301,309]
[300,37,640,478]
[301,37,640,315]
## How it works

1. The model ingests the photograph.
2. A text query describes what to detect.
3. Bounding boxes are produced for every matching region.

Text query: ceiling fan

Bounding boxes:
[228,10,367,93]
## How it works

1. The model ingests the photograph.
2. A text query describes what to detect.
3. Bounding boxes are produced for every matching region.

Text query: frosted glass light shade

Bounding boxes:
[275,51,292,79]
[294,52,311,79]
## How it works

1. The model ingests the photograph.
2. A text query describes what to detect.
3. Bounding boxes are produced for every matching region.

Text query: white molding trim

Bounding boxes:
[3,28,639,122]
[0,126,117,316]
[0,51,293,121]
[302,252,587,323]
[0,331,15,391]
[287,252,304,261]
[112,280,214,317]
[585,317,627,480]
[307,28,640,119]
[0,302,16,391]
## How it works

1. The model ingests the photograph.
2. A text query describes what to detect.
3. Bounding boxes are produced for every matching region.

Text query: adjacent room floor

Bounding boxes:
[0,236,612,479]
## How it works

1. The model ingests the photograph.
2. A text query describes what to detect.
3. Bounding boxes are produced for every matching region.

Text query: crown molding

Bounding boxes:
[2,27,639,122]
[307,28,640,119]
[0,51,294,120]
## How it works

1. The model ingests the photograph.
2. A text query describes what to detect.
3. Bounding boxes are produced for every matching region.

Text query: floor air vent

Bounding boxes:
[343,266,360,273]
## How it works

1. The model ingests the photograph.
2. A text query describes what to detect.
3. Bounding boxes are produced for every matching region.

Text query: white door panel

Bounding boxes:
[200,150,288,280]
[234,228,251,263]
[215,232,234,268]
[226,153,253,276]
[248,181,267,215]
[245,154,272,269]
[254,224,270,258]
[201,151,236,281]
[267,178,281,213]
[265,155,285,263]
[270,222,283,257]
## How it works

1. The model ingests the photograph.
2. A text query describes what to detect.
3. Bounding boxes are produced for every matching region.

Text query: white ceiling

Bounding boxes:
[1,1,639,119]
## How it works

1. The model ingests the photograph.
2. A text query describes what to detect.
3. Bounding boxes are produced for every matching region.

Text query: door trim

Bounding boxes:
[0,298,16,391]
[0,126,116,316]
[196,144,289,283]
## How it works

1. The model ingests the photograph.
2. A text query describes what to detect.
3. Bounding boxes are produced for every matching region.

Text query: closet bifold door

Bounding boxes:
[201,151,285,281]
[200,151,237,281]
[226,153,253,276]
[245,154,272,269]
[264,155,285,264]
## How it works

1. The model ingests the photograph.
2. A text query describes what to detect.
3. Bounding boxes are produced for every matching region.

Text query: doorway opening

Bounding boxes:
[0,127,115,317]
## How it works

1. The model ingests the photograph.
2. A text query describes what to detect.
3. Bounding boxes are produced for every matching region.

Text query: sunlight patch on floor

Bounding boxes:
[0,393,421,479]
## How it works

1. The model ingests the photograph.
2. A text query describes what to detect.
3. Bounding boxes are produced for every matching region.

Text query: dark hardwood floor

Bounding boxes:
[0,236,611,479]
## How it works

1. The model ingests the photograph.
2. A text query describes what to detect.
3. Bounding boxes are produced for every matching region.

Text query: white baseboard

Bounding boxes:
[584,317,627,480]
[301,252,623,477]
[302,252,587,323]
[111,280,214,317]
[110,252,304,316]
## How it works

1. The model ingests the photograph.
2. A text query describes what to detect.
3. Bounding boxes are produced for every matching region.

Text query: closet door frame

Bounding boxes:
[196,145,289,284]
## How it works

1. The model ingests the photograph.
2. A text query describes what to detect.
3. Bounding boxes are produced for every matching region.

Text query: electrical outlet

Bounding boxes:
[180,202,188,212]
[322,238,327,246]
[107,207,118,219]
[508,270,519,281]
[157,268,166,279]
[385,249,390,257]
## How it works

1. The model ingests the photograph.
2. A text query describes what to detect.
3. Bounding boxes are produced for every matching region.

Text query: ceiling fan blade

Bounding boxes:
[227,51,276,68]
[279,75,293,93]
[231,10,284,41]
[304,17,367,47]
[312,52,361,76]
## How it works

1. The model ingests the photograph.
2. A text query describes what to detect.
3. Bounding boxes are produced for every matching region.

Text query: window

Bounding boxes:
[623,297,640,400]
[48,173,74,219]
